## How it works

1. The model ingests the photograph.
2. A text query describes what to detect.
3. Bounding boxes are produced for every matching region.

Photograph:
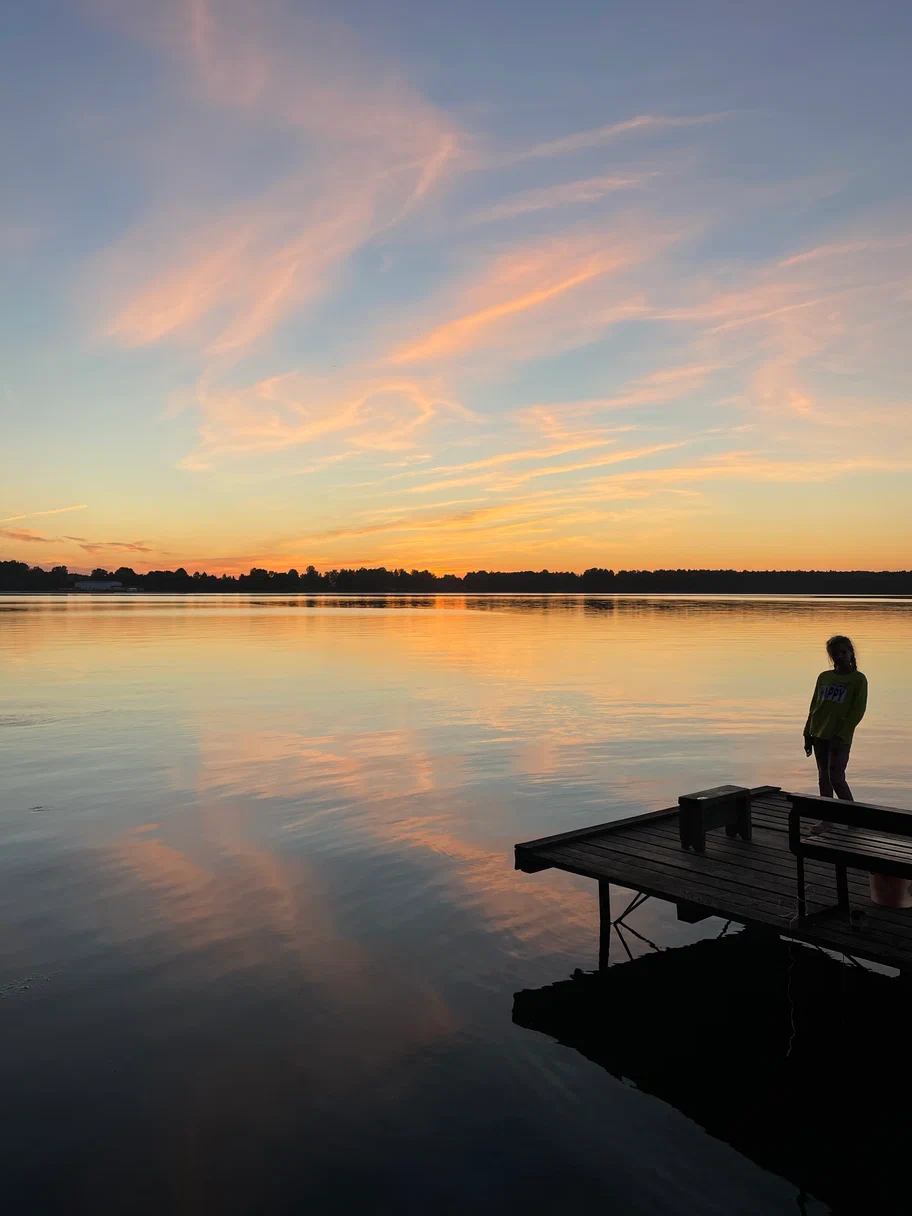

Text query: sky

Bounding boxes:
[2,0,911,574]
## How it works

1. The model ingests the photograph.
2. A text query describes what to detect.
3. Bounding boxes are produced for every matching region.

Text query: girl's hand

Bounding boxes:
[804,738,813,757]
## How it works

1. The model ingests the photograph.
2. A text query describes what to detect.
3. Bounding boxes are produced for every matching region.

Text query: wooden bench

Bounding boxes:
[787,792,912,919]
[679,784,752,854]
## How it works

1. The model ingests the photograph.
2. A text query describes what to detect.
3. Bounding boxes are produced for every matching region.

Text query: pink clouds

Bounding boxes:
[0,528,155,557]
[67,539,156,555]
[101,1,465,357]
[389,228,662,367]
[502,111,730,166]
[0,528,54,544]
[469,173,657,224]
[57,1,912,574]
[390,265,606,365]
[106,187,380,354]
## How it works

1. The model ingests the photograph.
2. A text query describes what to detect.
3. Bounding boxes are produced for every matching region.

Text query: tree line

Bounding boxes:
[3,559,912,595]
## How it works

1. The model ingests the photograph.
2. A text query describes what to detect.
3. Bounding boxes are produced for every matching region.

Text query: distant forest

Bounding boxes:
[3,559,912,595]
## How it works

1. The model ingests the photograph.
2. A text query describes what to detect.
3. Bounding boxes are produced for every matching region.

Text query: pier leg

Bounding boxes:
[598,880,611,970]
[796,855,807,918]
[836,863,849,916]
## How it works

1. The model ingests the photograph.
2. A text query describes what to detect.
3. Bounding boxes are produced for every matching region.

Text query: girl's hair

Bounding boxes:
[826,635,857,671]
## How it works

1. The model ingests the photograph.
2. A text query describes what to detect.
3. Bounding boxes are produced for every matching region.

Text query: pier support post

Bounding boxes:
[598,880,611,970]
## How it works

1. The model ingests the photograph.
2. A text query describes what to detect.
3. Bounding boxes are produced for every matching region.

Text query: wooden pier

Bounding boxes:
[515,785,912,972]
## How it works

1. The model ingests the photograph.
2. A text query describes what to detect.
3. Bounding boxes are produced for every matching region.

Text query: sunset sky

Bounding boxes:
[3,0,911,574]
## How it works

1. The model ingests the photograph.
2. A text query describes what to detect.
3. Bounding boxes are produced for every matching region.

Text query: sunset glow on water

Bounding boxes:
[2,595,910,1213]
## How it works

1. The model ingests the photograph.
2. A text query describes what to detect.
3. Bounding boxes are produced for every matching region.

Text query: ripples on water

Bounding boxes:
[1,594,910,1214]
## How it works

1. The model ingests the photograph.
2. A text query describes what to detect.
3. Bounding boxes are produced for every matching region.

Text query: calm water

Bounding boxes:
[2,595,910,1215]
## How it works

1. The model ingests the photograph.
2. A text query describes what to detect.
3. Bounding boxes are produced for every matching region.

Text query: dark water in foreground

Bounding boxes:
[2,594,911,1214]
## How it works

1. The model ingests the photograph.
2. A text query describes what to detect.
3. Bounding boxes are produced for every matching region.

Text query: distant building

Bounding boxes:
[73,579,123,592]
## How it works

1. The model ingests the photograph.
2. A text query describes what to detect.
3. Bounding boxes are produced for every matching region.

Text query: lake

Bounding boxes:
[1,594,910,1214]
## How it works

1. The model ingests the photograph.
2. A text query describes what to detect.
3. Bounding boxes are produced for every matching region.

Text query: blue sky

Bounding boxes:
[2,0,911,572]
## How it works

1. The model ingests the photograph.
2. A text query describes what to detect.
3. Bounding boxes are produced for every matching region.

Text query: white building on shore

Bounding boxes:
[72,579,124,592]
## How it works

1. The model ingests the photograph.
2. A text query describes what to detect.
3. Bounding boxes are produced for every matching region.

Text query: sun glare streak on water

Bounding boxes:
[1,594,907,1214]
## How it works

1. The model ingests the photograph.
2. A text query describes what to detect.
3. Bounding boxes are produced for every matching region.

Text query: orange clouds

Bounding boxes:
[494,442,688,489]
[427,437,624,474]
[58,2,912,575]
[276,443,912,570]
[400,440,687,494]
[391,267,605,364]
[180,373,472,470]
[390,229,660,366]
[579,452,912,492]
[288,446,700,558]
[0,504,88,524]
[517,364,722,435]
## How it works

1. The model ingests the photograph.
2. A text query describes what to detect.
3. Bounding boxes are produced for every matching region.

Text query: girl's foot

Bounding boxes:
[809,820,833,835]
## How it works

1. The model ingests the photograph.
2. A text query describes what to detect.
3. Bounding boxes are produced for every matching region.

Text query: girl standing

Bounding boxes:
[803,634,868,801]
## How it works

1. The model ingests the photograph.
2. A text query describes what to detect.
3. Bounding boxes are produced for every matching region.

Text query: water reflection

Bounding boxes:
[2,595,911,1212]
[514,933,907,1215]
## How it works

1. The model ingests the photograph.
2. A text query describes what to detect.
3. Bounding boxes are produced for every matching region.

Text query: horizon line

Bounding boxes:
[5,559,912,579]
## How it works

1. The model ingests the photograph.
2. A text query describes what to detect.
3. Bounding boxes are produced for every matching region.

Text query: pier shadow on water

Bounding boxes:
[513,931,910,1215]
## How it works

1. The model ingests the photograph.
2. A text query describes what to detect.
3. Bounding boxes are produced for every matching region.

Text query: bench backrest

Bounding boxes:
[787,793,912,875]
[787,793,912,837]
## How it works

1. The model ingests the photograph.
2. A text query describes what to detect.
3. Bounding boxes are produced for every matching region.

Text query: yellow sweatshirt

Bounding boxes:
[804,669,868,743]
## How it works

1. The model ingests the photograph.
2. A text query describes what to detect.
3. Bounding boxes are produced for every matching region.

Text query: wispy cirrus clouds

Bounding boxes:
[64,538,156,555]
[517,364,723,437]
[501,111,730,166]
[7,0,911,571]
[278,447,912,567]
[388,227,662,366]
[0,504,88,524]
[469,173,657,225]
[402,441,687,495]
[100,0,465,358]
[179,373,474,471]
[777,237,912,270]
[0,528,155,556]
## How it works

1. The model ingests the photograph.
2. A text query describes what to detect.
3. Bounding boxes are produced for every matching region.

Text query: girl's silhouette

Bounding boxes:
[803,635,867,809]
